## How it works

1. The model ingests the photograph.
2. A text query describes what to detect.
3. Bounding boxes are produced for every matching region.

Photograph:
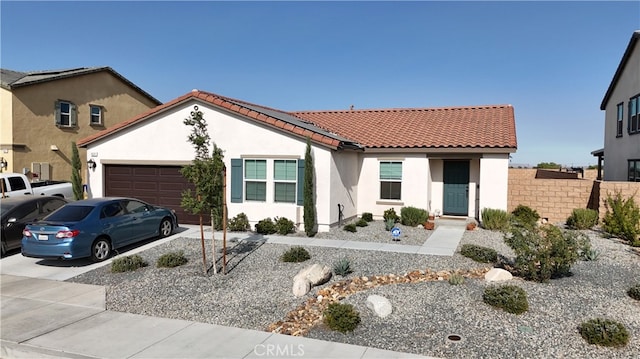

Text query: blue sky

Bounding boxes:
[2,1,639,167]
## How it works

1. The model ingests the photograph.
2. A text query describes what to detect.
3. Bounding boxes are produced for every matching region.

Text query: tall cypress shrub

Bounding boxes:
[303,137,317,237]
[70,142,83,200]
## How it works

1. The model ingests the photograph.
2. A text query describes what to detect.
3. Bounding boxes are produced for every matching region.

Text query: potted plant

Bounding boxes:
[424,221,435,230]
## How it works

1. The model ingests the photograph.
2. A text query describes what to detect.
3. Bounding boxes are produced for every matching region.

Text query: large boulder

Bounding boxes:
[484,268,513,282]
[294,264,332,286]
[292,277,311,297]
[366,294,392,318]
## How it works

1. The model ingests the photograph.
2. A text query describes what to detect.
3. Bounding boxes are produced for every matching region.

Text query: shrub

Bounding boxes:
[602,191,640,243]
[448,273,465,285]
[111,255,148,273]
[280,246,311,263]
[579,318,630,347]
[333,257,353,276]
[566,208,598,230]
[275,217,295,235]
[343,223,357,232]
[361,212,373,222]
[384,218,395,231]
[511,205,540,228]
[228,212,250,232]
[504,225,583,282]
[400,206,428,227]
[460,244,498,263]
[482,285,529,314]
[628,284,640,300]
[383,208,399,222]
[323,302,361,333]
[577,237,599,261]
[157,250,188,268]
[255,218,277,235]
[355,218,368,227]
[481,208,511,231]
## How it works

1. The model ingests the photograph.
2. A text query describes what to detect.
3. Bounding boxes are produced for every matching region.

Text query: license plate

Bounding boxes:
[37,234,48,241]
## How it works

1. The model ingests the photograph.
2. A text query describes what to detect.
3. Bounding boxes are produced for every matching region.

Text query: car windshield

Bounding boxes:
[0,202,18,214]
[43,205,94,222]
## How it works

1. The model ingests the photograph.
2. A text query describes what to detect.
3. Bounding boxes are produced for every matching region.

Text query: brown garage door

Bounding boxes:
[104,165,205,225]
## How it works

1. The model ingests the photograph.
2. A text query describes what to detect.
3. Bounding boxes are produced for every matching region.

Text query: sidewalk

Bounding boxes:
[1,220,466,359]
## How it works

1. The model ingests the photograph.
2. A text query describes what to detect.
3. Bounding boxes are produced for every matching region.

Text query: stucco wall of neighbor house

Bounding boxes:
[86,100,337,231]
[8,72,159,181]
[0,87,13,172]
[356,153,430,220]
[479,154,509,219]
[603,41,640,181]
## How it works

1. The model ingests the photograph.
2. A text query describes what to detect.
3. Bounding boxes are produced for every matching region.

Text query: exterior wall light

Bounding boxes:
[87,159,97,170]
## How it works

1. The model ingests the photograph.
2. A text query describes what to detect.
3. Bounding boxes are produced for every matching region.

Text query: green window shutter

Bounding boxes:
[297,159,305,205]
[70,103,78,127]
[230,159,243,203]
[54,101,61,126]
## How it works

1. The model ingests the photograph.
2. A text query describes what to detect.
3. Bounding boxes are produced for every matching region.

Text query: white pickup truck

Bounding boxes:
[0,173,75,199]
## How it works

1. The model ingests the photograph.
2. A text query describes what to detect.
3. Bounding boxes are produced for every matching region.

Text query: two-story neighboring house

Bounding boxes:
[595,30,640,181]
[0,67,161,181]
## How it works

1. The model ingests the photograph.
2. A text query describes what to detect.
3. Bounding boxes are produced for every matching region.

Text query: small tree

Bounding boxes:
[70,142,83,200]
[303,137,317,236]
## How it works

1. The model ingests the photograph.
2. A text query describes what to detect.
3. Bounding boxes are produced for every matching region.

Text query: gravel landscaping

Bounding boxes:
[68,221,640,358]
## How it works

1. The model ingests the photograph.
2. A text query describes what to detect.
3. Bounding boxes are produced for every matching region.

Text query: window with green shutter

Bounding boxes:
[55,100,77,128]
[244,159,266,201]
[380,161,402,200]
[274,160,297,203]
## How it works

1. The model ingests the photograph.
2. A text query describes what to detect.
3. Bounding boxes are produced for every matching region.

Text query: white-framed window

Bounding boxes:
[274,159,297,203]
[55,100,77,127]
[379,161,402,200]
[90,105,103,125]
[617,102,624,137]
[244,159,267,201]
[629,95,639,134]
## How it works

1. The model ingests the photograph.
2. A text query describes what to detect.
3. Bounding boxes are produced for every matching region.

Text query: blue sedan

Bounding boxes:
[22,197,178,262]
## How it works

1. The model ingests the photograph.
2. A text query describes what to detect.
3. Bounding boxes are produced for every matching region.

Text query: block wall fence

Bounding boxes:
[506,169,640,224]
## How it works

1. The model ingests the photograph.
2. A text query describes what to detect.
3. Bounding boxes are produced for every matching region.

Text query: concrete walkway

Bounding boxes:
[1,220,467,359]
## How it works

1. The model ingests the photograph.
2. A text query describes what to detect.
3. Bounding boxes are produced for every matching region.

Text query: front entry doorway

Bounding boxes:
[443,160,470,216]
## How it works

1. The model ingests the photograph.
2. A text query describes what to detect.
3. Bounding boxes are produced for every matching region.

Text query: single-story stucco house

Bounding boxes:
[77,90,517,231]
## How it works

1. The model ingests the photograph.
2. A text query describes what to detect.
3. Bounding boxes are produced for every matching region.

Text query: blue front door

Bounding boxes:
[443,161,469,216]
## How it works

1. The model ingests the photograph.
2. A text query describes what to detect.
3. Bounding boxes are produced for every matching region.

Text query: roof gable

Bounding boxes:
[0,67,161,105]
[601,30,640,110]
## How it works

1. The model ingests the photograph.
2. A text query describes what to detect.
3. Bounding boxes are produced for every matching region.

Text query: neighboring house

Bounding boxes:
[78,90,517,229]
[0,67,161,182]
[594,30,640,181]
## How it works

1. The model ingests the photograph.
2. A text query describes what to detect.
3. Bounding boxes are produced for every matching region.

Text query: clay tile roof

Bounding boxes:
[77,90,361,150]
[293,105,517,149]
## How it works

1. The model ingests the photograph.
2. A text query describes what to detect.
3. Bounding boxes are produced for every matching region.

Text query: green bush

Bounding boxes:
[156,251,188,268]
[628,284,640,300]
[511,205,540,228]
[448,273,465,285]
[323,302,361,333]
[280,246,311,263]
[228,212,250,232]
[579,318,630,347]
[504,225,583,282]
[333,257,353,276]
[602,191,640,243]
[383,208,399,222]
[460,244,498,263]
[111,254,148,273]
[481,208,511,231]
[482,285,529,314]
[255,218,277,235]
[384,218,395,231]
[400,206,428,227]
[275,217,295,235]
[343,223,357,232]
[566,208,598,230]
[361,212,373,222]
[355,218,368,227]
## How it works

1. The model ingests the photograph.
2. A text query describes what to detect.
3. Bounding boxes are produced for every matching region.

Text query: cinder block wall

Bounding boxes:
[598,181,640,220]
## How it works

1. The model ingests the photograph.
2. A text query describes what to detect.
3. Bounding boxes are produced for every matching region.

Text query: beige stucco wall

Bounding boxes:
[603,40,640,181]
[8,71,158,181]
[0,87,14,171]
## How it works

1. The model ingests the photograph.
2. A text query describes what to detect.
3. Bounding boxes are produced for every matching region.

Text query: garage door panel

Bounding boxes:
[105,165,204,225]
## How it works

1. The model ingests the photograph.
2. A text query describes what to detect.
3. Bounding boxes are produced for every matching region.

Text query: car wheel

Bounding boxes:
[159,218,173,238]
[90,238,111,262]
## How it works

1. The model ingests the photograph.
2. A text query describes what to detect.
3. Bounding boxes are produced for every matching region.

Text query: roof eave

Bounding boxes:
[600,31,640,110]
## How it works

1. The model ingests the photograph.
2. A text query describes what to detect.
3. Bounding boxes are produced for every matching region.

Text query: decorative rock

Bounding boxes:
[292,277,311,297]
[294,264,332,286]
[366,294,393,318]
[484,268,513,282]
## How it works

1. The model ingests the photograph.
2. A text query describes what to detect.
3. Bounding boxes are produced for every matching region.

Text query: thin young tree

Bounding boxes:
[70,142,83,200]
[303,137,317,236]
[181,106,225,274]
